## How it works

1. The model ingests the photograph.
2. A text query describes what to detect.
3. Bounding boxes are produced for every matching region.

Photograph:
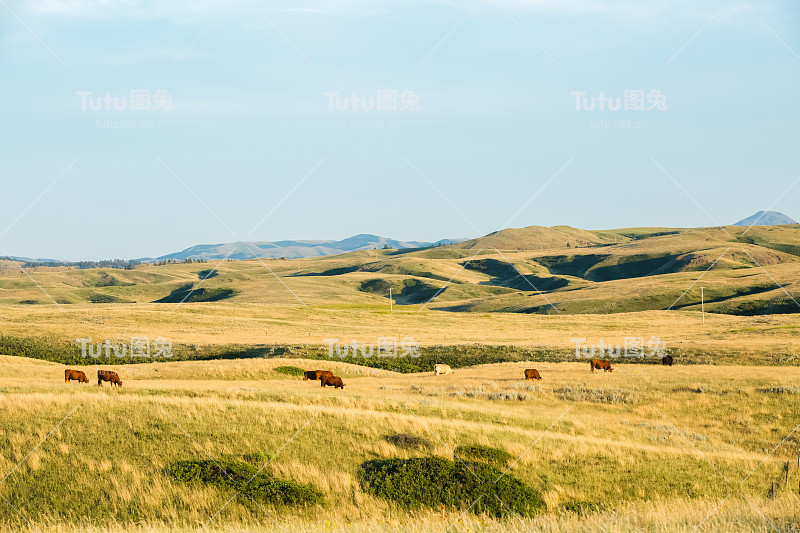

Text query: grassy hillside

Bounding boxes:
[0,224,797,317]
[2,223,799,531]
[1,356,798,532]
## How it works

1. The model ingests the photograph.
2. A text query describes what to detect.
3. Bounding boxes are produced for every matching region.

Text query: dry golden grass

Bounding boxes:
[2,303,800,360]
[1,356,799,531]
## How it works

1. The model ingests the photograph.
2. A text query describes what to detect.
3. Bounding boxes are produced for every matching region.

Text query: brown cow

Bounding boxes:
[590,359,613,373]
[65,369,89,384]
[320,375,345,389]
[524,369,542,381]
[662,355,674,366]
[97,370,122,387]
[304,370,334,382]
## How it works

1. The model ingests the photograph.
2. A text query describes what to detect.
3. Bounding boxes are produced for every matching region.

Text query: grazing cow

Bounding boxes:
[65,369,89,384]
[304,370,334,381]
[524,369,542,381]
[320,375,345,389]
[97,370,122,387]
[434,364,453,376]
[662,355,674,366]
[590,359,613,373]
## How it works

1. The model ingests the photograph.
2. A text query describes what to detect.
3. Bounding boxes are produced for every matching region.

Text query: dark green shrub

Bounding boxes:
[18,299,39,305]
[198,269,219,280]
[385,433,433,451]
[454,444,514,468]
[154,284,237,303]
[359,279,391,295]
[273,366,304,377]
[168,459,322,506]
[358,457,543,517]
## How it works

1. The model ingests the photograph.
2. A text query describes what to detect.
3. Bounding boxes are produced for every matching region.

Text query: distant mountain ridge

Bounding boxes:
[734,211,797,227]
[6,213,796,264]
[150,234,464,261]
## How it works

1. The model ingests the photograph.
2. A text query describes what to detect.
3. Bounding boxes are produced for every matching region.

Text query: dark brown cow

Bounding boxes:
[524,369,542,380]
[320,375,345,389]
[590,359,613,373]
[97,370,122,387]
[662,355,674,366]
[65,369,89,384]
[304,370,334,381]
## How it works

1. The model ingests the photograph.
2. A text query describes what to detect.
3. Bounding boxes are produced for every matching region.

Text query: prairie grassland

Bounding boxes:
[2,303,800,360]
[1,355,799,531]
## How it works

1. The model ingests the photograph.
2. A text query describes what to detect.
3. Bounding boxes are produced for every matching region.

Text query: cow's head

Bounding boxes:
[81,376,89,383]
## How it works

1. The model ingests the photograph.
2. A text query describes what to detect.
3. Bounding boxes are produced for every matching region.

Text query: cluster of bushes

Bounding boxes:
[168,459,322,507]
[300,344,577,374]
[152,258,209,266]
[7,336,771,372]
[0,258,140,270]
[153,283,237,303]
[358,456,542,517]
[198,269,219,280]
[0,335,85,365]
[88,293,134,304]
[0,336,295,365]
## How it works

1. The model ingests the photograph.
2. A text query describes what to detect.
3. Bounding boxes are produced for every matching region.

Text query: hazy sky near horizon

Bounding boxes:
[1,0,799,260]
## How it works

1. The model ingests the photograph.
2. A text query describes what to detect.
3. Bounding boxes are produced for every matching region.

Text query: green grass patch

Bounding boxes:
[168,459,322,507]
[273,365,304,377]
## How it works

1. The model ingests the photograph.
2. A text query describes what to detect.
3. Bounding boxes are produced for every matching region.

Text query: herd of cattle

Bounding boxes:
[63,355,675,388]
[65,369,122,386]
[303,369,345,389]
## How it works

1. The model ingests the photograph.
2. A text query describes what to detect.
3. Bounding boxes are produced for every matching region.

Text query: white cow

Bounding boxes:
[434,364,453,376]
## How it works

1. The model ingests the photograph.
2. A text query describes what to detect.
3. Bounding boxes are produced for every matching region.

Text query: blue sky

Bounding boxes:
[1,0,799,260]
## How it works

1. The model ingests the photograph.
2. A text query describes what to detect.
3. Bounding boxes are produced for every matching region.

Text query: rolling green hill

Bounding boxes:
[1,224,798,316]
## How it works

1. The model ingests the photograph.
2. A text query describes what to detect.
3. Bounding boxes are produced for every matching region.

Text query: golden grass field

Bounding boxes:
[1,302,800,362]
[1,354,799,532]
[2,225,800,530]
